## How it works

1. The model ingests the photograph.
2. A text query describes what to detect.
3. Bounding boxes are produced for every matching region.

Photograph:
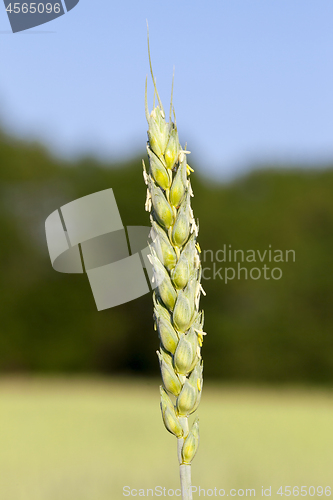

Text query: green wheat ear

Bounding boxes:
[143,25,207,500]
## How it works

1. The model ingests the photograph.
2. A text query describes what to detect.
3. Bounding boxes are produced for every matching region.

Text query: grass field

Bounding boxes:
[0,378,332,500]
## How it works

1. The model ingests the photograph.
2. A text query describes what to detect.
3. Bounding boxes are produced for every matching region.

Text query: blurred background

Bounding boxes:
[0,1,333,499]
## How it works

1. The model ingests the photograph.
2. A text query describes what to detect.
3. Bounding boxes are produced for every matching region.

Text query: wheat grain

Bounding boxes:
[143,27,206,500]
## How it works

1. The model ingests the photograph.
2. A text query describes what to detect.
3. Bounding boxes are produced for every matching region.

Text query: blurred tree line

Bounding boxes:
[1,129,333,383]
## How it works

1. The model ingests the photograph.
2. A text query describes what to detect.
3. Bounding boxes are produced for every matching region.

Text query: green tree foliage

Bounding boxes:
[1,131,332,382]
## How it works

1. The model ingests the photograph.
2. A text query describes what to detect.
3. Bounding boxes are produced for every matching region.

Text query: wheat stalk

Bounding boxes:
[143,28,206,500]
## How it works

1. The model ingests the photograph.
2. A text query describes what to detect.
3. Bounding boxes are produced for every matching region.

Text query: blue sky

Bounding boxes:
[0,0,332,179]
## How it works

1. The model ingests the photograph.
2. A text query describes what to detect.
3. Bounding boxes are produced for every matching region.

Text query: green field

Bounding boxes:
[0,378,332,500]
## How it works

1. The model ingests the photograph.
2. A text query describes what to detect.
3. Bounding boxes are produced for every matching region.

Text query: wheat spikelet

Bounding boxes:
[143,29,206,500]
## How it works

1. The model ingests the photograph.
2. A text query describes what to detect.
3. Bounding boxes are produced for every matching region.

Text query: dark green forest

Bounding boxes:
[1,129,333,383]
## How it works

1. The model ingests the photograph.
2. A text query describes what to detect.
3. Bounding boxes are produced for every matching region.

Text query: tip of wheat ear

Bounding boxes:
[144,28,206,474]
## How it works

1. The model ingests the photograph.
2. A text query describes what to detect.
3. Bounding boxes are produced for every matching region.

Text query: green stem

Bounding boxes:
[179,465,192,500]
